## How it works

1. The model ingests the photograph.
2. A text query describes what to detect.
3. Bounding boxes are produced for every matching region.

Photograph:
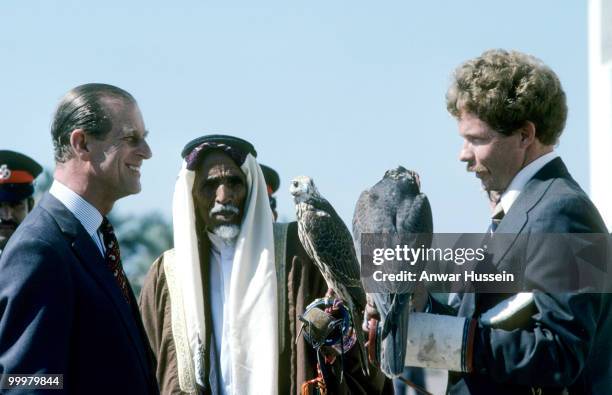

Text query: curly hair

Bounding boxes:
[446,49,567,145]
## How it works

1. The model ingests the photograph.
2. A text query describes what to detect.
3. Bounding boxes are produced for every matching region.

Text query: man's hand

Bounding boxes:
[362,294,380,332]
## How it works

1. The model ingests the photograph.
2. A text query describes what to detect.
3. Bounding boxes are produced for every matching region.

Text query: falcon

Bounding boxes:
[352,166,433,377]
[289,175,369,375]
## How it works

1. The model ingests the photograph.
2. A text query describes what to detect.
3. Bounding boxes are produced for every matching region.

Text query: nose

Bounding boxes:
[458,140,473,163]
[215,184,233,205]
[138,139,153,160]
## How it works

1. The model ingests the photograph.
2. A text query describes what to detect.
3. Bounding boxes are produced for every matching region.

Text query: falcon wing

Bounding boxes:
[396,193,433,235]
[302,199,365,305]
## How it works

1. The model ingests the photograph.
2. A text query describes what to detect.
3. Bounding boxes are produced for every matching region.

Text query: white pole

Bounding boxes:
[589,0,612,228]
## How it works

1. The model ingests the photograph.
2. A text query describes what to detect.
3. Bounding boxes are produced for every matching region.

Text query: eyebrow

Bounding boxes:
[203,173,246,186]
[122,128,149,138]
[206,173,244,181]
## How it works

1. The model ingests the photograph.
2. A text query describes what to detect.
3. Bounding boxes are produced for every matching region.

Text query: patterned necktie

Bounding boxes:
[100,217,132,305]
[490,202,505,233]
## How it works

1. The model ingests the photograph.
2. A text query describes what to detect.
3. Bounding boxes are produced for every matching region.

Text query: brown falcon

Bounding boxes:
[289,175,369,375]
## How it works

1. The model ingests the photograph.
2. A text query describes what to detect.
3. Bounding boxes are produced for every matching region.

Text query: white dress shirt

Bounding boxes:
[499,151,559,214]
[49,180,105,256]
[208,232,236,395]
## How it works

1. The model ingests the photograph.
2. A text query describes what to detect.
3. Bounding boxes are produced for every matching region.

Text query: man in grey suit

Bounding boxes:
[393,50,611,394]
[0,84,159,394]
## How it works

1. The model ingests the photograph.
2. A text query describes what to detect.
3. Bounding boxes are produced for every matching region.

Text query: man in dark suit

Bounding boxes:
[395,50,611,394]
[0,84,159,394]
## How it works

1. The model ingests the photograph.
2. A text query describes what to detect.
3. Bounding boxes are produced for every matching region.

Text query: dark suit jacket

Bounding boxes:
[433,158,612,395]
[0,193,159,394]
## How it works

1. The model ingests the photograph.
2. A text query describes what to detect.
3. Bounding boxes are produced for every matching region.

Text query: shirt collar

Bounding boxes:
[49,180,103,237]
[499,151,558,213]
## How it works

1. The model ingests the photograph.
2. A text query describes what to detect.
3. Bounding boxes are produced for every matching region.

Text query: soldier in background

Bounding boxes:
[0,150,42,256]
[261,163,280,221]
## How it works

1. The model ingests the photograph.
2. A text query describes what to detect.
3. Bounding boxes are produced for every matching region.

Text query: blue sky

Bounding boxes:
[1,1,588,232]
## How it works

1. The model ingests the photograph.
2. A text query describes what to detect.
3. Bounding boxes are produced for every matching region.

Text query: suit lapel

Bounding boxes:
[490,157,568,267]
[39,194,151,378]
[72,232,151,371]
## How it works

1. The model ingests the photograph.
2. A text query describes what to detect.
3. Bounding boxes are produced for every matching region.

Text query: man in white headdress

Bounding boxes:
[139,135,388,394]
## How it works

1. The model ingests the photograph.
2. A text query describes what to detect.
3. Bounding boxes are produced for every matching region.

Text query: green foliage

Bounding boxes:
[34,169,53,200]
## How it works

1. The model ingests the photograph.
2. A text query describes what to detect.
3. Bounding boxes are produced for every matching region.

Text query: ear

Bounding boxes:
[518,121,536,148]
[69,129,91,160]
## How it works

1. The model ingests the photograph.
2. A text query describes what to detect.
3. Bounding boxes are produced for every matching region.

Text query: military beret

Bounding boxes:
[260,164,280,195]
[0,150,43,202]
[181,135,257,170]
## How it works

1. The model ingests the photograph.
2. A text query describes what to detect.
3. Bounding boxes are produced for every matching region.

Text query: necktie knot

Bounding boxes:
[491,203,505,233]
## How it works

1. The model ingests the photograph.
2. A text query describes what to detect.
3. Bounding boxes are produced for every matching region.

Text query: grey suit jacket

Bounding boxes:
[434,158,611,395]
